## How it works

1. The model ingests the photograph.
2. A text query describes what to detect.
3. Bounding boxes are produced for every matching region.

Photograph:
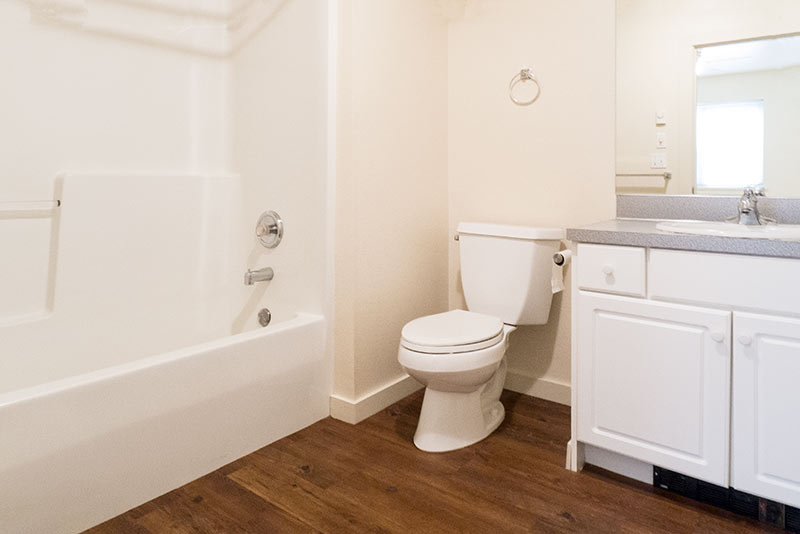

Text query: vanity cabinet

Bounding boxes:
[733,312,800,508]
[574,243,800,502]
[576,292,731,485]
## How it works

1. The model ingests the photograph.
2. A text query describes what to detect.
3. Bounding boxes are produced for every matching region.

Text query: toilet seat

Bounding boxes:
[400,310,504,354]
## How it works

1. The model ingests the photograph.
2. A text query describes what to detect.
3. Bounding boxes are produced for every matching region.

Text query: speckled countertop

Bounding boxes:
[567,218,800,259]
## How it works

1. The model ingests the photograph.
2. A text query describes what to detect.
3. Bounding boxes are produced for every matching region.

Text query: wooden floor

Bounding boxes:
[87,390,777,533]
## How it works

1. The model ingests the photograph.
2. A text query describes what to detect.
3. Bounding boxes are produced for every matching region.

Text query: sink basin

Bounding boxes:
[656,220,800,241]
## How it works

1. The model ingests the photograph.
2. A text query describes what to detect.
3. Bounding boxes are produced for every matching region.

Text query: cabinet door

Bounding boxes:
[576,292,731,485]
[733,312,800,507]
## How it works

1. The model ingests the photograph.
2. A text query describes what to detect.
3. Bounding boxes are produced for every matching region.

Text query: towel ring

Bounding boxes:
[509,68,540,106]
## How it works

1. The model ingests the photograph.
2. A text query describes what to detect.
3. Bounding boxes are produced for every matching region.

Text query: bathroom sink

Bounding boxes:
[656,220,800,241]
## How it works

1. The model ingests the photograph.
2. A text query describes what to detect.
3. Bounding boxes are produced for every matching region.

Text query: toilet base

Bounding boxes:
[413,359,507,453]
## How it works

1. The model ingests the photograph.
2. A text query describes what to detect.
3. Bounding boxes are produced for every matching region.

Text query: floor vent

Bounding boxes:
[653,467,799,533]
[786,505,800,533]
[728,488,759,519]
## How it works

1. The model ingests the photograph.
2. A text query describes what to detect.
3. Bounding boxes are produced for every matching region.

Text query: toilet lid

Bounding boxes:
[401,310,504,354]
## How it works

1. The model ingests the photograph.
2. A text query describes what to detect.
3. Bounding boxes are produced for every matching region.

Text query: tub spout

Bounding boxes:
[244,267,274,285]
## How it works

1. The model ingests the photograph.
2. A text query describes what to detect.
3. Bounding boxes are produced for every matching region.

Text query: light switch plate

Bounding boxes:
[651,153,667,169]
[655,110,666,126]
[656,132,666,148]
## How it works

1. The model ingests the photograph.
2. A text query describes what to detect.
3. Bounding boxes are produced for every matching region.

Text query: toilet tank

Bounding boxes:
[457,222,565,325]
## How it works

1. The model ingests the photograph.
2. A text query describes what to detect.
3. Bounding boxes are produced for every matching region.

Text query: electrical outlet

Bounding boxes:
[650,153,667,169]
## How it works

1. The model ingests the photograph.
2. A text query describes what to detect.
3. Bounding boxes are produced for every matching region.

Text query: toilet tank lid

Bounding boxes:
[457,222,564,241]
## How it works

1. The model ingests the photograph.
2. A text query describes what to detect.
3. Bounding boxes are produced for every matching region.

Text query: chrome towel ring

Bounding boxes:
[509,68,541,106]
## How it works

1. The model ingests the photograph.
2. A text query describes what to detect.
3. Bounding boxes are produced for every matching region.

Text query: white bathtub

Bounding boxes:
[0,312,328,534]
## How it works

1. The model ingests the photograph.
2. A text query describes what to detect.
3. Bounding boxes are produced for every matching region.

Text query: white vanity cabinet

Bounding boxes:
[573,243,800,502]
[733,312,800,508]
[576,292,731,485]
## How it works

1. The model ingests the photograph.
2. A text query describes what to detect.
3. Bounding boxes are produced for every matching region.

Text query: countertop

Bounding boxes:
[567,218,800,259]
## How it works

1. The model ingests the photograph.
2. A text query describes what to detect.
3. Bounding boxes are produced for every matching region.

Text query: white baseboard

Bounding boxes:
[504,370,571,406]
[330,374,422,424]
[330,371,569,424]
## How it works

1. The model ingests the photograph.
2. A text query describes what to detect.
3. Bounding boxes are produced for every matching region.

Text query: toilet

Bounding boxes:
[398,222,565,452]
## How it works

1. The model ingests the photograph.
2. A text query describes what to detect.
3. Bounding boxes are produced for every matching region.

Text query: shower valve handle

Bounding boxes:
[256,210,284,248]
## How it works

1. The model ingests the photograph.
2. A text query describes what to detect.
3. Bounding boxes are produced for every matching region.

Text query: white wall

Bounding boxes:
[331,0,616,418]
[697,66,800,196]
[332,0,450,420]
[616,0,800,194]
[447,0,616,404]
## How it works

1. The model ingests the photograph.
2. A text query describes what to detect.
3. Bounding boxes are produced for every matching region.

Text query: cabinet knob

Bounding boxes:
[602,265,614,275]
[710,331,725,343]
[738,335,753,346]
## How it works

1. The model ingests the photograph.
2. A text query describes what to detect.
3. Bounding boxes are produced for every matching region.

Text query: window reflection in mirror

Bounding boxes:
[696,100,764,191]
[615,0,800,197]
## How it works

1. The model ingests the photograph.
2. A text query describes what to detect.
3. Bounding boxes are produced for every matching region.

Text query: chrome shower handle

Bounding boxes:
[256,210,284,248]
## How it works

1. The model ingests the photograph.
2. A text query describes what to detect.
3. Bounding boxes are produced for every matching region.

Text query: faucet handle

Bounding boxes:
[745,186,765,197]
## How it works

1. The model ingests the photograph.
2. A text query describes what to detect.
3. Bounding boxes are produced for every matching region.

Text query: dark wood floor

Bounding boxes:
[87,390,777,533]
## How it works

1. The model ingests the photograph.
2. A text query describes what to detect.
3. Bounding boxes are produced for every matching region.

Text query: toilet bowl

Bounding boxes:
[398,222,565,452]
[398,310,515,452]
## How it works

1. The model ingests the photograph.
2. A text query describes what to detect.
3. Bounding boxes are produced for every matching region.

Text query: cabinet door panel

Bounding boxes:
[733,312,800,507]
[577,292,731,485]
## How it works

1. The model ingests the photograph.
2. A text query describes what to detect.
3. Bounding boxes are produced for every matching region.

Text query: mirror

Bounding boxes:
[616,0,800,196]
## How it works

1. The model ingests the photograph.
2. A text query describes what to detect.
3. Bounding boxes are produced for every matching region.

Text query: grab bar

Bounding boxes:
[0,200,61,212]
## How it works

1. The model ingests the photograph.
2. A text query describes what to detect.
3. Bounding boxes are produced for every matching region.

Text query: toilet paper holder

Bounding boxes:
[552,250,572,294]
[553,250,572,266]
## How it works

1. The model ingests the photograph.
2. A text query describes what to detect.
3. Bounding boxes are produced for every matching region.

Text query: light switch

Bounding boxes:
[656,132,666,148]
[655,110,666,126]
[651,153,667,169]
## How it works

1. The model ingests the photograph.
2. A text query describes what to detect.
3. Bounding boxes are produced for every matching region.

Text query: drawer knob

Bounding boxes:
[738,335,753,346]
[602,265,614,275]
[710,331,725,343]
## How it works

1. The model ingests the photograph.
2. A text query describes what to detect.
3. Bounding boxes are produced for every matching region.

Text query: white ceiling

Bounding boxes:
[696,34,800,77]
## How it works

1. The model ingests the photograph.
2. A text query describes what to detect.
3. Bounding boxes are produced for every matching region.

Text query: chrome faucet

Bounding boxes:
[244,267,274,285]
[730,187,774,225]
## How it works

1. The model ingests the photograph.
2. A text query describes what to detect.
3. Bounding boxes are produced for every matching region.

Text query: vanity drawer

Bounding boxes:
[577,244,646,297]
[649,249,800,316]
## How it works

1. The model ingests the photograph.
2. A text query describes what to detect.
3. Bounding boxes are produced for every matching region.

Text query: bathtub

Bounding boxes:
[0,174,331,533]
[0,311,328,534]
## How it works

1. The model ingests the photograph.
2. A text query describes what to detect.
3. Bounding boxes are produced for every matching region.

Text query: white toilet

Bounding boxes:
[398,222,565,452]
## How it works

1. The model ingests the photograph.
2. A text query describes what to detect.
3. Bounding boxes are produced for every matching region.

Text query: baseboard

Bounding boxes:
[330,371,569,424]
[504,370,571,406]
[330,374,423,424]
